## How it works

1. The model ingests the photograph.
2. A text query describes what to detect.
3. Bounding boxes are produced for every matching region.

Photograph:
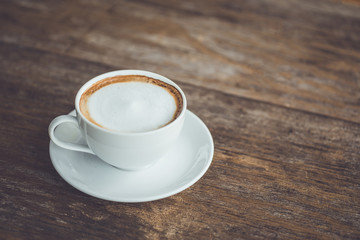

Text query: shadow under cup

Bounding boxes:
[51,70,187,171]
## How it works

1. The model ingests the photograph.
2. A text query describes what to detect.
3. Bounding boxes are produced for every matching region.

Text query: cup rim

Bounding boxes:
[74,70,187,136]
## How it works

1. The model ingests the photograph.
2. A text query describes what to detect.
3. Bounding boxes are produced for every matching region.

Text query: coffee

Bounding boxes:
[79,75,183,133]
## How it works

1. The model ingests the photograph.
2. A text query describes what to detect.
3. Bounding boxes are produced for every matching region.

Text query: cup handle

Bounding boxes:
[48,115,95,154]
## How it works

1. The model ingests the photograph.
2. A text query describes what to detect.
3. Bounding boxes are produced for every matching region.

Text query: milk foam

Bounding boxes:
[86,82,177,133]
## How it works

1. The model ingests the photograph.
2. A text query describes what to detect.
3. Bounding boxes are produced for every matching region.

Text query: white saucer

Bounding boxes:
[49,110,214,202]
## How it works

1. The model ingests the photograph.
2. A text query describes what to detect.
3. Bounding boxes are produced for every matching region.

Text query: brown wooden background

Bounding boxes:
[1,0,360,239]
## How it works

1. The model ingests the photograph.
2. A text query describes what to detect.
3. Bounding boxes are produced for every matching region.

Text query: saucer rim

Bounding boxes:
[49,109,214,202]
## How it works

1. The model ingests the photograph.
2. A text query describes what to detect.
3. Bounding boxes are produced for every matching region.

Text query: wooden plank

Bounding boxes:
[0,41,359,239]
[0,0,359,123]
[0,0,360,122]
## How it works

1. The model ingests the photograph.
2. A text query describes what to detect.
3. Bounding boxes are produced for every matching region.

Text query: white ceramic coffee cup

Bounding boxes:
[49,70,187,171]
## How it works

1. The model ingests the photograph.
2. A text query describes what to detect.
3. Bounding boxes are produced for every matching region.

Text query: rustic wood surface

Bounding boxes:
[1,0,360,239]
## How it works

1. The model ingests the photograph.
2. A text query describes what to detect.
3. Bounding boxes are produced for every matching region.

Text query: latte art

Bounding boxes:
[80,75,183,133]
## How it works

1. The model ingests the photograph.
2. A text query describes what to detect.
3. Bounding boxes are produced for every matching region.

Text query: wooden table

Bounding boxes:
[1,0,359,239]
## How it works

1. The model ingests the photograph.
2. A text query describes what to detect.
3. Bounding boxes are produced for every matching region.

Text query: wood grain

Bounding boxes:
[1,0,359,123]
[0,0,359,239]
